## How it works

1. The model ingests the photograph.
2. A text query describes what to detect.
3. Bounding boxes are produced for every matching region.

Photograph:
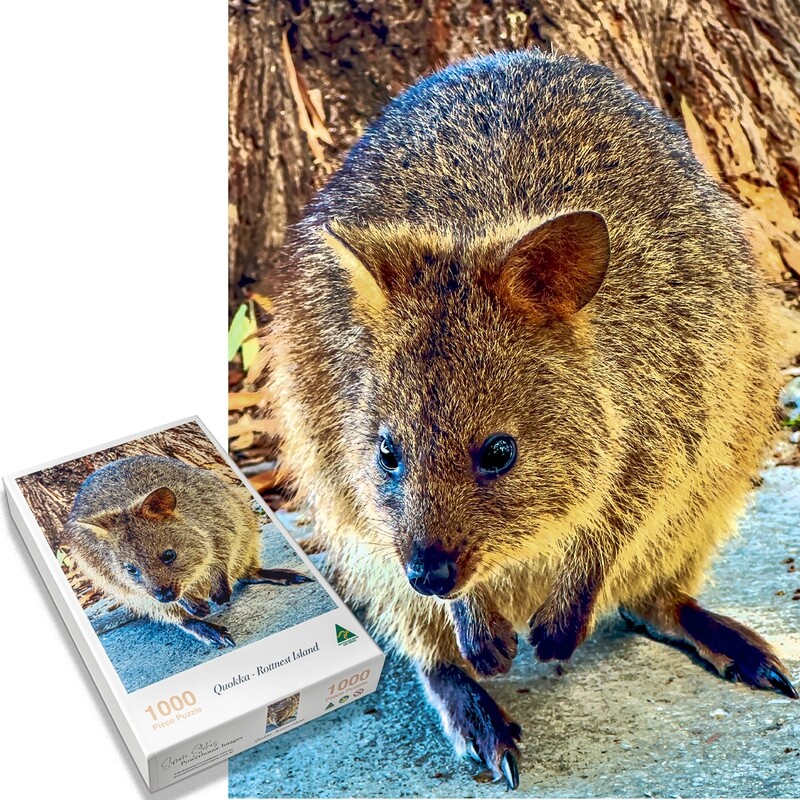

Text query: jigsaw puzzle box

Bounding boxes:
[4,416,384,791]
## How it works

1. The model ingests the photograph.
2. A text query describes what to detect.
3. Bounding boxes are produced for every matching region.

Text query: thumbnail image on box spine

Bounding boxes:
[16,421,337,693]
[265,692,300,732]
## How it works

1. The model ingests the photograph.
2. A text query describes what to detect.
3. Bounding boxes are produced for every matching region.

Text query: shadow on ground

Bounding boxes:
[99,521,336,693]
[228,467,800,798]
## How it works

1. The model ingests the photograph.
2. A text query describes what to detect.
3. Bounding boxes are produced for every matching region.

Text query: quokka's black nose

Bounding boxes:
[405,544,458,597]
[154,586,176,603]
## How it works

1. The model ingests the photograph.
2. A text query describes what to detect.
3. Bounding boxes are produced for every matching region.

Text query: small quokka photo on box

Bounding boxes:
[264,692,300,733]
[14,420,337,693]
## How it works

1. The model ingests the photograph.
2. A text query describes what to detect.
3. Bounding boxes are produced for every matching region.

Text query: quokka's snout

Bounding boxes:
[404,540,460,597]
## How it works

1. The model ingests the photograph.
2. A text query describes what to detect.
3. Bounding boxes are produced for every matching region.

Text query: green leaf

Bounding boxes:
[228,302,260,370]
[228,303,251,361]
[241,301,259,370]
[783,417,800,433]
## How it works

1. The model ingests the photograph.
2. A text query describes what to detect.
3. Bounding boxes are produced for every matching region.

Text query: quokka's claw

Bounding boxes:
[418,663,523,789]
[500,749,520,790]
[451,599,518,677]
[179,597,211,618]
[466,737,482,763]
[762,665,798,699]
[210,586,232,605]
[183,618,236,648]
[528,607,587,662]
[624,595,799,701]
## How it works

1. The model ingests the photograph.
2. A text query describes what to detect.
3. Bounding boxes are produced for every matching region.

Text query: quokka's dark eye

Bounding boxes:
[477,434,517,477]
[378,435,401,474]
[160,549,177,564]
[124,563,139,577]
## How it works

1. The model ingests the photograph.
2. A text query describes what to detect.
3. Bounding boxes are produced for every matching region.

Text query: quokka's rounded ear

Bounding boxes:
[495,211,610,320]
[321,223,388,318]
[139,487,177,520]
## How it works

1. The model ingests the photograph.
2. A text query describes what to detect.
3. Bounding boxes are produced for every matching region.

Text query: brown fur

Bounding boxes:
[266,50,791,779]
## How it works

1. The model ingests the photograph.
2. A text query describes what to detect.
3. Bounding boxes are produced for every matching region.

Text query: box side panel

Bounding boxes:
[4,480,150,788]
[150,651,385,790]
[4,415,386,792]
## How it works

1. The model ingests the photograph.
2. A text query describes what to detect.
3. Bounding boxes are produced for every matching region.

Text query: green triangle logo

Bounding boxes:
[325,702,335,709]
[335,624,358,646]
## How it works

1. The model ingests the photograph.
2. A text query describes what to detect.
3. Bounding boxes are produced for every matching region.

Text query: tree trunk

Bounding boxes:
[228,0,800,300]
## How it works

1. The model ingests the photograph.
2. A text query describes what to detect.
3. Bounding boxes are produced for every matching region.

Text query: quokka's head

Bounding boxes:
[68,480,210,604]
[322,211,615,599]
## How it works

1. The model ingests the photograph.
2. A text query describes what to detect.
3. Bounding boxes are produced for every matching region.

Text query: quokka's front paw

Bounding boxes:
[210,574,232,605]
[419,663,522,789]
[451,599,518,677]
[179,597,211,618]
[528,604,590,662]
[182,618,236,648]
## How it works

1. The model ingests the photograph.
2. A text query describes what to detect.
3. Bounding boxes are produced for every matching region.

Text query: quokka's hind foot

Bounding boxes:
[418,662,522,789]
[242,567,313,585]
[181,618,236,648]
[620,592,798,699]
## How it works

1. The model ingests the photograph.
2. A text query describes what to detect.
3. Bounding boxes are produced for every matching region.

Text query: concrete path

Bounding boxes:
[99,520,336,693]
[228,467,799,798]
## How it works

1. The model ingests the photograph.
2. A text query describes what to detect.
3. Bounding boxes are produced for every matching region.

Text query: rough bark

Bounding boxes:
[228,0,800,300]
[529,0,800,285]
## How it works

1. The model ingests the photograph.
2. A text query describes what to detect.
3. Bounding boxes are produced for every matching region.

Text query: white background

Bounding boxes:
[1,4,227,798]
